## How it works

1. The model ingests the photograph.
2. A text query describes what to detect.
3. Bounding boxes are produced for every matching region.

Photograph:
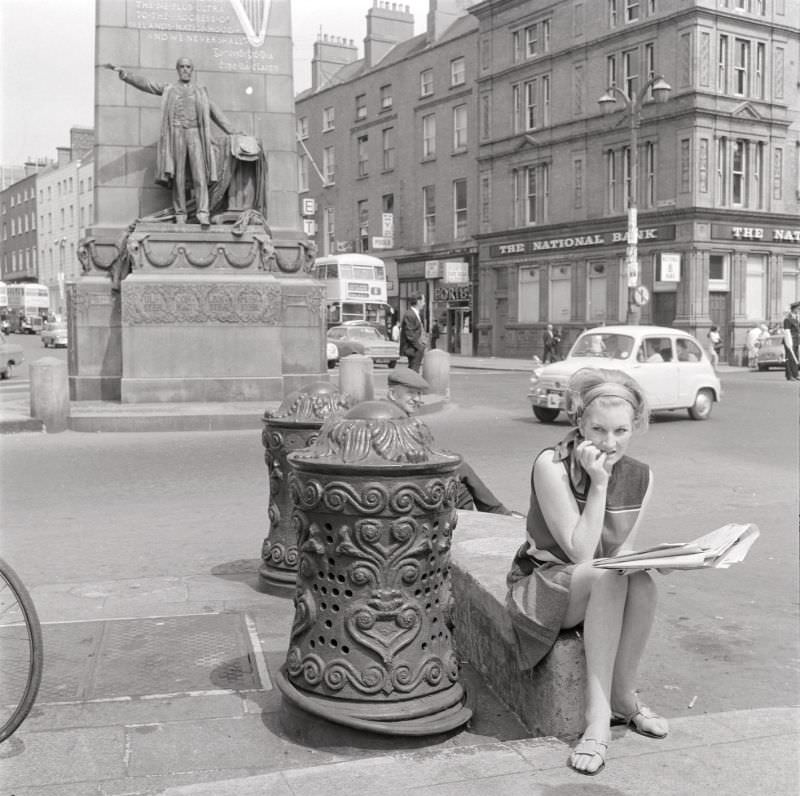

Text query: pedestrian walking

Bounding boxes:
[507,367,667,776]
[707,325,722,369]
[543,324,560,363]
[745,324,763,370]
[399,293,427,372]
[782,302,800,381]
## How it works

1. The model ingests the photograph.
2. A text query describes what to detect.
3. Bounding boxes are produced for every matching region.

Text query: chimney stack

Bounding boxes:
[364,1,414,69]
[312,34,359,91]
[56,147,72,168]
[426,0,469,42]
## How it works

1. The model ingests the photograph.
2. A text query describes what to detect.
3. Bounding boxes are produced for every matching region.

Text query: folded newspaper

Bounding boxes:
[593,523,760,571]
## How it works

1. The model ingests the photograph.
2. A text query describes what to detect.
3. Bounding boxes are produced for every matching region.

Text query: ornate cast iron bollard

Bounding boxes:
[276,400,472,735]
[260,382,355,591]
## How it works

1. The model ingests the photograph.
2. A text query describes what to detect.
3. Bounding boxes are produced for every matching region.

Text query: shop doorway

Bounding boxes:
[446,307,472,354]
[492,299,507,356]
[709,292,730,361]
[652,292,676,327]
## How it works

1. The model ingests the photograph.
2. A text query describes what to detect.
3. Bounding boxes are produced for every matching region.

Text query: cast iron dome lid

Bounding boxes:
[288,400,460,468]
[263,381,355,426]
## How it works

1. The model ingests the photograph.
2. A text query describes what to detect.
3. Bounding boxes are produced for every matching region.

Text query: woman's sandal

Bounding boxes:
[569,737,608,776]
[611,704,669,739]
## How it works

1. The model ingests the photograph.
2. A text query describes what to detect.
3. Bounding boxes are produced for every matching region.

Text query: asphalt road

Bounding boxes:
[0,357,796,722]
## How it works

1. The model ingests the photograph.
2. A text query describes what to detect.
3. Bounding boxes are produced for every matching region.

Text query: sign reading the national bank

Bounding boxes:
[489,225,676,258]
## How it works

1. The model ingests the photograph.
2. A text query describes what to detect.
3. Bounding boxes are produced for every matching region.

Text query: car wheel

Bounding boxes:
[687,388,714,420]
[533,406,560,423]
[387,360,397,369]
[757,364,767,371]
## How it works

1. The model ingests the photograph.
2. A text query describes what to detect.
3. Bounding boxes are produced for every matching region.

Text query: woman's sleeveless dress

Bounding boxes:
[507,431,650,669]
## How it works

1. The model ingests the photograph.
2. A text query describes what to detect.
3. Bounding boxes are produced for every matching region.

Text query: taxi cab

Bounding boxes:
[528,325,721,422]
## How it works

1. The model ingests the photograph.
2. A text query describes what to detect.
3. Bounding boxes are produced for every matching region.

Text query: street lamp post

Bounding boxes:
[598,75,671,324]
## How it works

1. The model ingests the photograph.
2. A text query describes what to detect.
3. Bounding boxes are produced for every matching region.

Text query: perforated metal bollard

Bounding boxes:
[259,382,355,592]
[276,400,472,735]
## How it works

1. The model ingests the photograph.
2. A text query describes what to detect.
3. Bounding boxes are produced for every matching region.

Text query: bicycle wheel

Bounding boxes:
[0,558,43,742]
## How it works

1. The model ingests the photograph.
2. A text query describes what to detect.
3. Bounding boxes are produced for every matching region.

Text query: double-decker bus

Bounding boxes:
[6,283,50,333]
[310,254,390,329]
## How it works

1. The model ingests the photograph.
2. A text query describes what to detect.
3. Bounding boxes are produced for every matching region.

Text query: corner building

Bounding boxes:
[471,0,799,361]
[295,1,483,354]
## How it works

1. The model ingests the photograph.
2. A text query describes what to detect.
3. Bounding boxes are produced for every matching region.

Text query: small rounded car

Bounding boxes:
[327,324,399,368]
[0,332,24,379]
[755,334,786,371]
[528,325,722,422]
[41,320,68,348]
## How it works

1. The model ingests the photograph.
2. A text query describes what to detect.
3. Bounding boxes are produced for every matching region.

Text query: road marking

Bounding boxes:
[34,688,266,706]
[245,611,273,691]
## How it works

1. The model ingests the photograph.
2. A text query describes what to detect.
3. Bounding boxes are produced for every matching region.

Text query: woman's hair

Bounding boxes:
[565,367,649,432]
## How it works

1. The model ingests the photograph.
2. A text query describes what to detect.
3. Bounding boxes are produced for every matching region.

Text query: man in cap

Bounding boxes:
[783,301,800,381]
[386,368,520,515]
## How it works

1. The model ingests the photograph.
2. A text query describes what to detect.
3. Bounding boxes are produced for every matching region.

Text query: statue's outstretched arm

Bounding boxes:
[104,64,165,96]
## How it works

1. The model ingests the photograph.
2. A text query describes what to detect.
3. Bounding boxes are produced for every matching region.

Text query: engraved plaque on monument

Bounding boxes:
[70,0,324,404]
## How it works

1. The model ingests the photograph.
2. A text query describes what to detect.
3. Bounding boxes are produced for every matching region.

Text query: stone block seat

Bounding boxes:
[450,511,585,739]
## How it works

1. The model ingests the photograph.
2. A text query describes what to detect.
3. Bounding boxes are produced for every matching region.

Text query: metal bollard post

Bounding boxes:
[276,400,472,735]
[338,354,374,403]
[422,349,450,397]
[260,382,355,592]
[29,357,69,433]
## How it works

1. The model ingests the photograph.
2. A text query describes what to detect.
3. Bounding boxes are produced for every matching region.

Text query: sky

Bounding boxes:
[0,0,429,165]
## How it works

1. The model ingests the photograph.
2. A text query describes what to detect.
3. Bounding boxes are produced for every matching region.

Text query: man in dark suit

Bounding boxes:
[783,301,800,381]
[400,293,427,372]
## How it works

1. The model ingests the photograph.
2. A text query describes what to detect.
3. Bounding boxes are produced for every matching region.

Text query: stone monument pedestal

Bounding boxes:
[71,222,324,403]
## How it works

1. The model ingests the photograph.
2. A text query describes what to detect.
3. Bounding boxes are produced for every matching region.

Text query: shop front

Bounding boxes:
[476,213,800,362]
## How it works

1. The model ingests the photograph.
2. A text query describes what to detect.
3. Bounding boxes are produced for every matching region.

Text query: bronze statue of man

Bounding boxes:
[105,58,238,227]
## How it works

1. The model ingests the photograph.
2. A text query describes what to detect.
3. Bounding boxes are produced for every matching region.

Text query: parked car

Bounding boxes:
[755,334,786,371]
[327,324,400,368]
[41,320,68,348]
[326,341,340,369]
[528,325,722,422]
[0,332,24,379]
[19,315,44,335]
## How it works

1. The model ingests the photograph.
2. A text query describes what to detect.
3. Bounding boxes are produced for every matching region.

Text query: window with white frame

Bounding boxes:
[609,0,619,26]
[453,179,468,238]
[323,207,335,256]
[323,106,335,131]
[513,75,550,133]
[513,163,550,226]
[607,54,618,87]
[782,257,800,307]
[357,135,369,177]
[587,262,608,323]
[298,153,309,192]
[644,141,656,206]
[450,57,465,86]
[382,127,395,171]
[355,94,367,121]
[644,42,655,95]
[380,84,392,110]
[607,150,618,212]
[323,146,335,183]
[357,199,369,252]
[420,68,433,96]
[422,114,436,159]
[754,42,765,99]
[718,35,729,93]
[626,0,640,22]
[549,265,572,322]
[513,19,551,61]
[732,138,747,205]
[733,38,750,95]
[623,48,639,99]
[709,253,729,288]
[518,267,540,323]
[745,255,767,319]
[453,104,467,150]
[422,185,436,244]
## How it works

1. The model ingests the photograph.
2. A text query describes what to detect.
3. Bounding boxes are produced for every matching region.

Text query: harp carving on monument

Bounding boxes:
[228,0,271,47]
